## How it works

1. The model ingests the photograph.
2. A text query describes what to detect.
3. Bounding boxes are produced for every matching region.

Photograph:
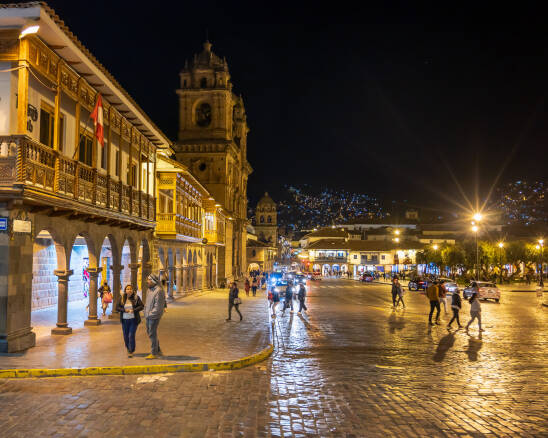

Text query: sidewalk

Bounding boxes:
[0,289,270,370]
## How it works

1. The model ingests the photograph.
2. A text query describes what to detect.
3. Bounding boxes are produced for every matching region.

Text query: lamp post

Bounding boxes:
[538,239,544,287]
[432,244,439,276]
[472,225,479,280]
[498,242,504,284]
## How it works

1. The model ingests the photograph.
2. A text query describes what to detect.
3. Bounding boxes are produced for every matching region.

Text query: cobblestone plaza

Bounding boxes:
[0,279,546,437]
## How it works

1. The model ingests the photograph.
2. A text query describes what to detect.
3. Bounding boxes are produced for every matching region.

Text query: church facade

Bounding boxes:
[173,42,252,284]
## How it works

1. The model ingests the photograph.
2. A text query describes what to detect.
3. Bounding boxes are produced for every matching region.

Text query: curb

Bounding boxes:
[0,343,274,379]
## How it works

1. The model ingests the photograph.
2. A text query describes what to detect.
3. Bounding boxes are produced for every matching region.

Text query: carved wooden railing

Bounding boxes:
[0,135,154,223]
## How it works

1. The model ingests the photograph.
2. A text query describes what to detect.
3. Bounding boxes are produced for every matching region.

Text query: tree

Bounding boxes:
[442,244,465,275]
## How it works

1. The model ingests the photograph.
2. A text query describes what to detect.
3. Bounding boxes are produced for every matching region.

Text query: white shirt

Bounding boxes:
[122,300,135,319]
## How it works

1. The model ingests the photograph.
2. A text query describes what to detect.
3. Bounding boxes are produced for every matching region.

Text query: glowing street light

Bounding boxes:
[498,242,504,248]
[473,212,483,222]
[471,225,479,280]
[471,225,478,233]
[394,230,400,235]
[497,242,504,284]
[394,237,400,243]
[432,244,438,250]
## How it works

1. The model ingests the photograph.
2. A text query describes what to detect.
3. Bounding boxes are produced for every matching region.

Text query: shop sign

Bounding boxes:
[0,217,7,231]
[13,219,31,233]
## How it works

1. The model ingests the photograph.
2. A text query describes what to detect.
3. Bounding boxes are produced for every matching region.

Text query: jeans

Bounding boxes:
[283,298,293,312]
[396,294,405,307]
[440,297,447,312]
[448,308,460,327]
[391,291,398,306]
[146,317,161,355]
[228,303,242,320]
[429,300,441,322]
[466,311,482,330]
[252,286,257,296]
[298,299,307,312]
[121,318,138,353]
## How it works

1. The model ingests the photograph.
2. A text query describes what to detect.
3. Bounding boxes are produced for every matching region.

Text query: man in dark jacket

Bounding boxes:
[426,281,441,325]
[297,283,307,314]
[144,274,166,359]
[447,289,463,329]
[282,282,294,315]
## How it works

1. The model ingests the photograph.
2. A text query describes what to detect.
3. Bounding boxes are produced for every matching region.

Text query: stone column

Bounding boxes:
[51,269,73,335]
[108,265,123,320]
[129,263,140,293]
[167,266,175,299]
[85,267,102,326]
[175,266,183,295]
[141,262,152,303]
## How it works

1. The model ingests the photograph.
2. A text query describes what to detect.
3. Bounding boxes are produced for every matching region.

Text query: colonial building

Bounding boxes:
[153,153,227,294]
[254,192,278,245]
[173,41,251,284]
[246,227,276,274]
[0,3,170,351]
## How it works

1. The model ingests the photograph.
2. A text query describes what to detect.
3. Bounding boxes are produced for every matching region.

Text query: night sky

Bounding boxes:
[44,1,547,208]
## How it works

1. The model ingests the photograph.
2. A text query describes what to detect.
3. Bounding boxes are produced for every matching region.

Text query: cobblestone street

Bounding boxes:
[0,278,547,437]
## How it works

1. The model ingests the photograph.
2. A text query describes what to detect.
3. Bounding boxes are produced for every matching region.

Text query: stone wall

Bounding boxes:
[31,238,57,310]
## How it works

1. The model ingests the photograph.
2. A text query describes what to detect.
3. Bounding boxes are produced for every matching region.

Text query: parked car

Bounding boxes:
[307,272,322,281]
[294,274,307,285]
[442,281,459,294]
[360,273,374,282]
[408,277,428,291]
[463,281,501,302]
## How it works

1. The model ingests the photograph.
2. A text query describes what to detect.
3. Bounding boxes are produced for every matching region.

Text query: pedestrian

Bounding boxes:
[439,283,447,314]
[98,281,112,317]
[297,283,307,314]
[447,289,462,329]
[268,288,274,309]
[227,281,243,321]
[116,284,144,357]
[244,278,250,297]
[282,282,294,315]
[426,280,441,325]
[391,277,401,307]
[393,278,405,308]
[144,274,166,359]
[251,277,258,297]
[465,292,484,332]
[271,286,280,318]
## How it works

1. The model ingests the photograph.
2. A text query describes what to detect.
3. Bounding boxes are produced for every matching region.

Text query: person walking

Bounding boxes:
[144,274,166,359]
[426,280,441,325]
[271,286,280,318]
[98,281,112,317]
[297,283,307,314]
[244,278,250,297]
[116,284,144,357]
[282,282,294,315]
[391,277,402,308]
[227,281,243,321]
[251,277,258,297]
[465,292,483,332]
[439,283,447,314]
[447,289,462,329]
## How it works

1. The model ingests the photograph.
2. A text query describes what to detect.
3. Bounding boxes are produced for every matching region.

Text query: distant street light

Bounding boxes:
[473,212,483,222]
[498,242,504,284]
[395,230,400,236]
[394,237,400,243]
[432,244,438,250]
[472,225,479,280]
[538,239,544,287]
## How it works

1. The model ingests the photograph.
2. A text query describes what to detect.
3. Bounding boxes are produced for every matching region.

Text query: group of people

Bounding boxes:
[267,281,307,317]
[391,277,483,332]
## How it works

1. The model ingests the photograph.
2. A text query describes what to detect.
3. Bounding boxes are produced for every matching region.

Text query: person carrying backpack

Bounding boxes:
[282,282,294,315]
[297,283,307,314]
[447,289,463,329]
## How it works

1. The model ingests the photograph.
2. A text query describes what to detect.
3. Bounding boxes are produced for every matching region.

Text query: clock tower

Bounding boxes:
[174,41,252,282]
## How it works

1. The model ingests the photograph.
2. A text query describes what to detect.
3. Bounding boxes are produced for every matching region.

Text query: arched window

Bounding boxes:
[200,77,207,88]
[267,216,272,223]
[183,79,187,87]
[260,216,264,223]
[252,249,256,257]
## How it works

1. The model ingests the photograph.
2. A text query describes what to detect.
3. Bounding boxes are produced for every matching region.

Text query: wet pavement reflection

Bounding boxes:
[0,278,547,437]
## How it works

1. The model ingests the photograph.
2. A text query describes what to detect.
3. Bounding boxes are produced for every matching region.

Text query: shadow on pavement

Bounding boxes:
[466,336,483,361]
[388,311,405,333]
[433,332,456,362]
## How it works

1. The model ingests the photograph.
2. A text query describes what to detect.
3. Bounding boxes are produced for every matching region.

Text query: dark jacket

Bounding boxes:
[451,293,462,309]
[229,286,239,304]
[116,293,144,324]
[391,283,402,296]
[297,285,306,300]
[285,286,293,301]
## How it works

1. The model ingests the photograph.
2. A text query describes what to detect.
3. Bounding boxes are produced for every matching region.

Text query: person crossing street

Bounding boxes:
[297,283,307,314]
[426,280,441,325]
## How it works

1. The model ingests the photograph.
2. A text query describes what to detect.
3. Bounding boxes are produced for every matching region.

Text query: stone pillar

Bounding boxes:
[85,267,102,326]
[108,265,123,320]
[167,266,175,299]
[141,262,152,303]
[129,263,140,293]
[175,266,183,295]
[51,269,73,335]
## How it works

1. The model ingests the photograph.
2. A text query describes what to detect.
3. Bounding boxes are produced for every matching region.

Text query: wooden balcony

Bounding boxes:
[204,229,225,245]
[156,212,202,241]
[0,135,155,227]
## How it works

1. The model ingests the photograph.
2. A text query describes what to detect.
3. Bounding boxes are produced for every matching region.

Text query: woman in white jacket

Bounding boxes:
[465,292,484,332]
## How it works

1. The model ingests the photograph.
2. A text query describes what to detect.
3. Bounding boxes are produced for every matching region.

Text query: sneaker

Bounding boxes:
[479,328,485,332]
[429,322,435,326]
[128,352,133,358]
[446,325,451,330]
[145,354,158,360]
[225,318,231,322]
[436,320,442,325]
[158,350,164,356]
[297,312,301,315]
[458,325,463,329]
[290,311,294,314]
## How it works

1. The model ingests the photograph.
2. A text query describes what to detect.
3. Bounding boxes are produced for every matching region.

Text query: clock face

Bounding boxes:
[196,103,212,127]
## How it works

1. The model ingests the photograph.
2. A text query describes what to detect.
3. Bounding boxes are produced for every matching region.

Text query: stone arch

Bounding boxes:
[120,235,137,265]
[67,231,97,269]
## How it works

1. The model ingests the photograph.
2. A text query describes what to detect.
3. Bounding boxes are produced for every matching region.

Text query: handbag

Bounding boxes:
[233,297,242,305]
[103,291,113,303]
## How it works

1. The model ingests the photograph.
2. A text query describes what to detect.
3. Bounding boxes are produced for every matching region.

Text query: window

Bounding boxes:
[78,134,93,166]
[131,164,137,187]
[260,216,264,223]
[267,216,272,223]
[115,151,120,177]
[200,77,207,88]
[100,145,107,170]
[381,255,386,261]
[39,103,64,149]
[353,255,357,259]
[142,168,147,191]
[183,79,187,87]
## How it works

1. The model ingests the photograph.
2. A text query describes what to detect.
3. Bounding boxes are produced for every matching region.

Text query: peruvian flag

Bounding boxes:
[90,93,104,146]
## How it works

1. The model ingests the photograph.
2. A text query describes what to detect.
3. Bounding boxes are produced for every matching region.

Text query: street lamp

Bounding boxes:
[498,242,504,284]
[432,244,439,276]
[472,225,479,280]
[538,239,544,287]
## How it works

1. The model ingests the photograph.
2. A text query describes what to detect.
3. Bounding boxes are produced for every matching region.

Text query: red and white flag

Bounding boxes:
[90,93,104,146]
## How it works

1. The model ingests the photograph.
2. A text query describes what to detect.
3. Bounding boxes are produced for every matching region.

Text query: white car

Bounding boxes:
[463,281,501,302]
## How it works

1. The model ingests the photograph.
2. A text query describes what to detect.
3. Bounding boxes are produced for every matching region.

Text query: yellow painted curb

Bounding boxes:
[0,343,274,379]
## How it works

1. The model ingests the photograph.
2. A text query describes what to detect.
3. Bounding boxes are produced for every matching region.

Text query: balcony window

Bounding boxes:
[100,144,107,169]
[78,134,93,167]
[115,151,120,177]
[39,102,64,150]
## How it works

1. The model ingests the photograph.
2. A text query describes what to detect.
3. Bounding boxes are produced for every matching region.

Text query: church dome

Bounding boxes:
[257,192,276,208]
